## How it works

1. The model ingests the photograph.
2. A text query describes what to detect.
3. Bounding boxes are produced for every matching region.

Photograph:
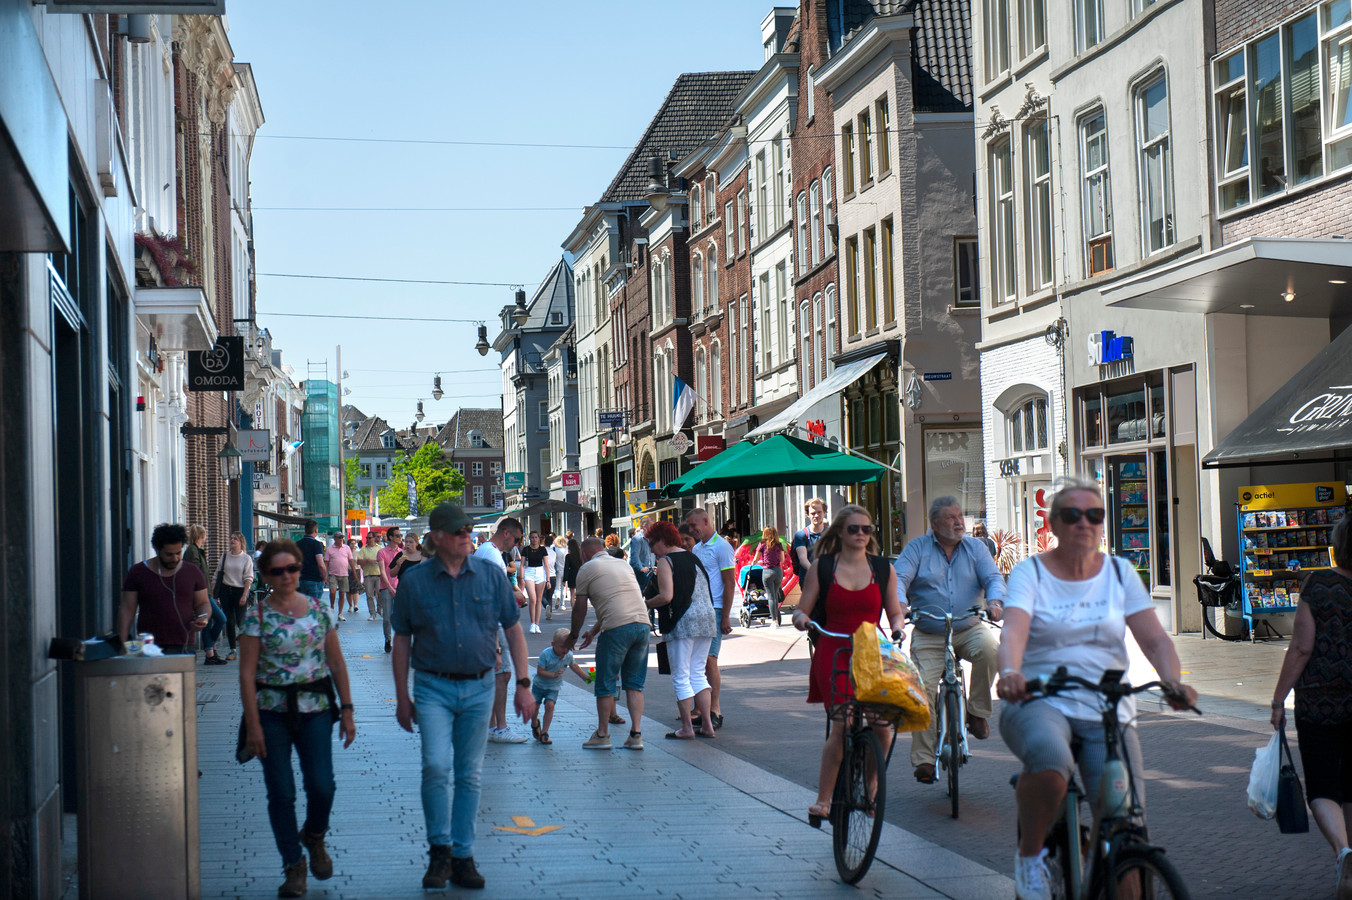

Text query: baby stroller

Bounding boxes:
[738,565,771,627]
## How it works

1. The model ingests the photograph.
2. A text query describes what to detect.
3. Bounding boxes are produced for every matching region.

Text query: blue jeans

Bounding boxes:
[299,580,325,602]
[258,709,336,866]
[200,599,226,654]
[593,622,650,698]
[413,670,495,855]
[380,588,394,641]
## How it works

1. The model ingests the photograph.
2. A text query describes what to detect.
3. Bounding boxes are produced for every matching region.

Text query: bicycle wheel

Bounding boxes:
[1092,845,1189,900]
[832,727,886,884]
[945,690,962,819]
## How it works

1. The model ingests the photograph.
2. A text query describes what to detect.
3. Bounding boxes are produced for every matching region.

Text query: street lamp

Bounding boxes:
[217,439,243,481]
[512,288,529,327]
[475,324,490,356]
[431,375,443,401]
[416,401,426,422]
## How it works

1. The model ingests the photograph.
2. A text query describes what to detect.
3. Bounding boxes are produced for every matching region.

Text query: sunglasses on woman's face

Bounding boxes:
[266,564,302,577]
[846,524,875,535]
[1057,507,1106,526]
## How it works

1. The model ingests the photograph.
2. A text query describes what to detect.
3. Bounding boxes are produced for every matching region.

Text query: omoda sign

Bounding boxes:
[187,336,244,391]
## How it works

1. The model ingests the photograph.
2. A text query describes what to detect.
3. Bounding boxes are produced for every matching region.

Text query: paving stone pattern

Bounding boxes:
[194,603,1010,899]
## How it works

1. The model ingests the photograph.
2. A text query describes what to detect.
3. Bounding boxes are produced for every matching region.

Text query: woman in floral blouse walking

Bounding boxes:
[240,539,356,898]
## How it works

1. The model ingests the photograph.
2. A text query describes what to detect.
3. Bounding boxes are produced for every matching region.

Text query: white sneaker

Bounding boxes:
[1336,847,1352,900]
[1014,849,1052,900]
[489,727,527,744]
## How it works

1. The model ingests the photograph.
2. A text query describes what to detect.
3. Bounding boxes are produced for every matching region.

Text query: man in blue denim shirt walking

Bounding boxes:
[894,496,1005,784]
[392,502,536,891]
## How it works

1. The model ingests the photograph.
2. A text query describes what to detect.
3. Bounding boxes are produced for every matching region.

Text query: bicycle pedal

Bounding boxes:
[808,814,822,829]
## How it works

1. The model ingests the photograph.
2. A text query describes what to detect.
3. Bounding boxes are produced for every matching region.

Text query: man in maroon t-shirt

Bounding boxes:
[118,522,211,654]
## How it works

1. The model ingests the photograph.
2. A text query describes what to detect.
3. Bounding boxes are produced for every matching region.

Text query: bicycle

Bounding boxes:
[806,621,909,884]
[1017,666,1200,900]
[908,606,992,819]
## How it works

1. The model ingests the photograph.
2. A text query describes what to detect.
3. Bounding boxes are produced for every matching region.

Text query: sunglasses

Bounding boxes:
[265,564,302,577]
[846,524,876,535]
[1057,507,1106,526]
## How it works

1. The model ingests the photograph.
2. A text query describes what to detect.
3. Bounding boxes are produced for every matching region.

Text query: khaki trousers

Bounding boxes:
[908,622,1000,768]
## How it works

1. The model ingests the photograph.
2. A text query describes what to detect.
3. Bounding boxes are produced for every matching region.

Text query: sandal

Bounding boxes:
[696,730,716,739]
[664,732,695,740]
[530,716,541,741]
[914,763,937,784]
[609,713,626,725]
[808,801,831,828]
[539,732,551,744]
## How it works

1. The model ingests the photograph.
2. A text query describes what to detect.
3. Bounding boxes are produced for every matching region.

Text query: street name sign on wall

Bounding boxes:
[187,336,243,391]
[237,429,270,462]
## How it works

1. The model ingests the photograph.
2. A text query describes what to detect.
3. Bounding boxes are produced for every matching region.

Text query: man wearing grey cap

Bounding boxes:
[391,502,536,891]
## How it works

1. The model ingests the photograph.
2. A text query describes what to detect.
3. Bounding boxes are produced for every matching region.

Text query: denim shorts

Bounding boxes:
[593,622,649,698]
[531,678,561,705]
[708,627,723,659]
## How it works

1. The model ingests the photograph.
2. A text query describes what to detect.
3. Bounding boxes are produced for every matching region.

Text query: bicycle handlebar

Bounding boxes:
[906,606,987,624]
[806,621,904,644]
[1025,666,1201,714]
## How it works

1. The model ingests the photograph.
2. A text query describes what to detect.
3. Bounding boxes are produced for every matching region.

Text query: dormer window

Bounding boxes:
[381,431,396,450]
[469,430,485,449]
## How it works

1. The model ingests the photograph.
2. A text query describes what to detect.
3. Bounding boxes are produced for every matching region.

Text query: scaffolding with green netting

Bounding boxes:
[301,379,341,531]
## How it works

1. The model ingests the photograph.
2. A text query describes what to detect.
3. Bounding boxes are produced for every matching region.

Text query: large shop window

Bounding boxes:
[924,427,985,520]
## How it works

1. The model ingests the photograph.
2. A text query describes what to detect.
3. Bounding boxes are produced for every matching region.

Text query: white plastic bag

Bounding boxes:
[1247,732,1281,820]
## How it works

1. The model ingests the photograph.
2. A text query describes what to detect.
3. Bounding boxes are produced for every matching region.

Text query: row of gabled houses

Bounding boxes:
[492,0,1352,643]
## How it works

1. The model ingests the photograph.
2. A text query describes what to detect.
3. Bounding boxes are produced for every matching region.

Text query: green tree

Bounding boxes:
[376,442,464,517]
[344,455,363,511]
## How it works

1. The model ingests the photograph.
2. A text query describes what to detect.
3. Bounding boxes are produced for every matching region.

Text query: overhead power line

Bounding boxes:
[259,312,487,324]
[253,206,584,212]
[259,134,632,150]
[258,273,529,288]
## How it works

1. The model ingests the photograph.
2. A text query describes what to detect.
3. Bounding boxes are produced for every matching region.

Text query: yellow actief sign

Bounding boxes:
[1238,482,1347,511]
[346,509,366,520]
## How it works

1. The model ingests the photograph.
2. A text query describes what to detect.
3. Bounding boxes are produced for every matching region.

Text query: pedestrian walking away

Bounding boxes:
[474,518,531,744]
[791,505,905,823]
[530,627,592,744]
[213,531,255,662]
[186,524,229,664]
[377,527,404,654]
[547,535,567,620]
[296,521,328,605]
[685,508,736,731]
[117,522,211,654]
[996,477,1196,900]
[628,520,656,593]
[239,539,356,898]
[356,531,383,621]
[391,502,535,891]
[568,537,651,750]
[894,495,1006,783]
[1270,513,1352,900]
[324,533,352,621]
[644,520,718,740]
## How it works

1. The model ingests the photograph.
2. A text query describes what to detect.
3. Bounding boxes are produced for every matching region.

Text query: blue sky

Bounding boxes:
[227,0,774,430]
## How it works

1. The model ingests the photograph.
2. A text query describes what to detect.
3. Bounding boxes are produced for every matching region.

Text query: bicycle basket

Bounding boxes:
[1193,574,1235,608]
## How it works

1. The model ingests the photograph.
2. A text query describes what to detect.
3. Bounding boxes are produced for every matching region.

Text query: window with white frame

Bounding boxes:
[809,180,822,266]
[800,300,813,388]
[490,461,501,476]
[454,461,465,475]
[1080,110,1114,275]
[729,302,740,407]
[1008,395,1050,453]
[858,110,873,185]
[876,96,891,175]
[841,122,856,194]
[725,200,736,255]
[539,400,549,430]
[705,175,716,225]
[845,235,861,334]
[985,0,1011,80]
[812,293,825,387]
[990,139,1017,304]
[955,238,980,306]
[473,485,484,506]
[760,272,773,370]
[806,65,816,119]
[1136,74,1175,253]
[824,284,837,376]
[881,217,896,323]
[711,342,721,416]
[822,169,835,256]
[755,151,768,239]
[796,192,809,274]
[692,253,704,315]
[359,463,371,479]
[1076,0,1103,52]
[1026,118,1054,292]
[472,461,483,477]
[740,294,751,399]
[737,189,747,255]
[777,263,790,367]
[691,185,702,226]
[707,243,718,309]
[1212,5,1352,214]
[772,134,786,229]
[376,463,388,479]
[469,430,485,448]
[1018,0,1045,60]
[381,431,396,449]
[862,226,878,330]
[695,348,707,421]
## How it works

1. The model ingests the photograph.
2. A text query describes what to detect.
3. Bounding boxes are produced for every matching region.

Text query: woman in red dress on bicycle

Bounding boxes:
[792,504,907,823]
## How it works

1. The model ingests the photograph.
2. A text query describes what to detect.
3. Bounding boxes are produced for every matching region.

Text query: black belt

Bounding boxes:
[420,668,491,682]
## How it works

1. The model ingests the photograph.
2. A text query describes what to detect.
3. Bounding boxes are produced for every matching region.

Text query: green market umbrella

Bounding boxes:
[661,434,887,498]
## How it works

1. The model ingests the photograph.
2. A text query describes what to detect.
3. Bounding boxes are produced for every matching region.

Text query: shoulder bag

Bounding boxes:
[1275,729,1310,833]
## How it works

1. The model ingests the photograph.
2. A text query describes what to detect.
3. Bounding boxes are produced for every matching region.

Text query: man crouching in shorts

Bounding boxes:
[568,538,650,750]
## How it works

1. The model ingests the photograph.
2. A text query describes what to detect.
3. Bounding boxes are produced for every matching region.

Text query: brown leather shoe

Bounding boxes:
[422,845,454,889]
[299,827,332,880]
[967,716,991,740]
[278,860,307,897]
[914,763,937,784]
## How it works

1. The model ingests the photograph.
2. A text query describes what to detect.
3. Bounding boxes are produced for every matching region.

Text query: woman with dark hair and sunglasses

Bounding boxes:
[995,477,1196,900]
[239,539,356,898]
[791,504,905,823]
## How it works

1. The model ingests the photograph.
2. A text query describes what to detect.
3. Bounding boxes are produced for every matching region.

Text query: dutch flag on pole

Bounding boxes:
[673,376,696,429]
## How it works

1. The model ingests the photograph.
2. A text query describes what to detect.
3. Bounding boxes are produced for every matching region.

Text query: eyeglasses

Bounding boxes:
[1057,507,1106,526]
[846,524,875,535]
[265,564,302,577]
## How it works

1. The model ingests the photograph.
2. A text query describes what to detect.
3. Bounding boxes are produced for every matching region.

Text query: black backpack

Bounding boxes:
[811,553,892,632]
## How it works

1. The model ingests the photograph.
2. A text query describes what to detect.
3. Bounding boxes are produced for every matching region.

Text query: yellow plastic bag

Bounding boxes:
[851,622,930,732]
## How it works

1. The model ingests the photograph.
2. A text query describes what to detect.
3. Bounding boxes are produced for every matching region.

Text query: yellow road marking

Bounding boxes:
[493,815,562,837]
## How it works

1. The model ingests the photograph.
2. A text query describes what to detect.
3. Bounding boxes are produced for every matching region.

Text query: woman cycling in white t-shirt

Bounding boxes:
[995,478,1197,900]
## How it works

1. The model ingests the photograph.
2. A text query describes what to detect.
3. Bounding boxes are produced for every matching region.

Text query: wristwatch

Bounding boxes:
[516,677,532,689]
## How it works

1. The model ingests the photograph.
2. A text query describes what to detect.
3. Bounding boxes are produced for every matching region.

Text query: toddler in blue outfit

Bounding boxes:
[531,627,590,744]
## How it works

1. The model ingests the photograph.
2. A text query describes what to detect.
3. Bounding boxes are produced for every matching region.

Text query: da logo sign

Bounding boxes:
[188,336,244,391]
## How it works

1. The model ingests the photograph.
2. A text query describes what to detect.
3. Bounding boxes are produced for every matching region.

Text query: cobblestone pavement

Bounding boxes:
[192,600,1013,899]
[707,618,1333,900]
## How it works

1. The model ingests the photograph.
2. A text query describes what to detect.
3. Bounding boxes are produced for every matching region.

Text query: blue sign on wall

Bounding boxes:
[922,372,952,381]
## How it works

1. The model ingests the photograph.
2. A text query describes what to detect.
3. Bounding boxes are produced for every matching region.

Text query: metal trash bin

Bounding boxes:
[75,654,199,899]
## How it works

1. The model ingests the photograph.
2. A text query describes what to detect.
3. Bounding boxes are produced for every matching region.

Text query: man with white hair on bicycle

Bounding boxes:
[894,495,1006,785]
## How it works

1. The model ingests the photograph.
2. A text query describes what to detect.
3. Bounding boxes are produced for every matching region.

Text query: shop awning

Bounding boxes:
[662,434,887,498]
[745,352,888,439]
[1203,325,1352,468]
[253,508,314,526]
[1099,238,1352,318]
[475,507,524,524]
[135,286,217,351]
[520,498,592,517]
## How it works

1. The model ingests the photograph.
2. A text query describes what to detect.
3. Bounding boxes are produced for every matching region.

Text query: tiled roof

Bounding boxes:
[599,71,756,204]
[432,408,504,451]
[340,404,366,424]
[522,258,574,331]
[910,0,973,113]
[348,415,410,452]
